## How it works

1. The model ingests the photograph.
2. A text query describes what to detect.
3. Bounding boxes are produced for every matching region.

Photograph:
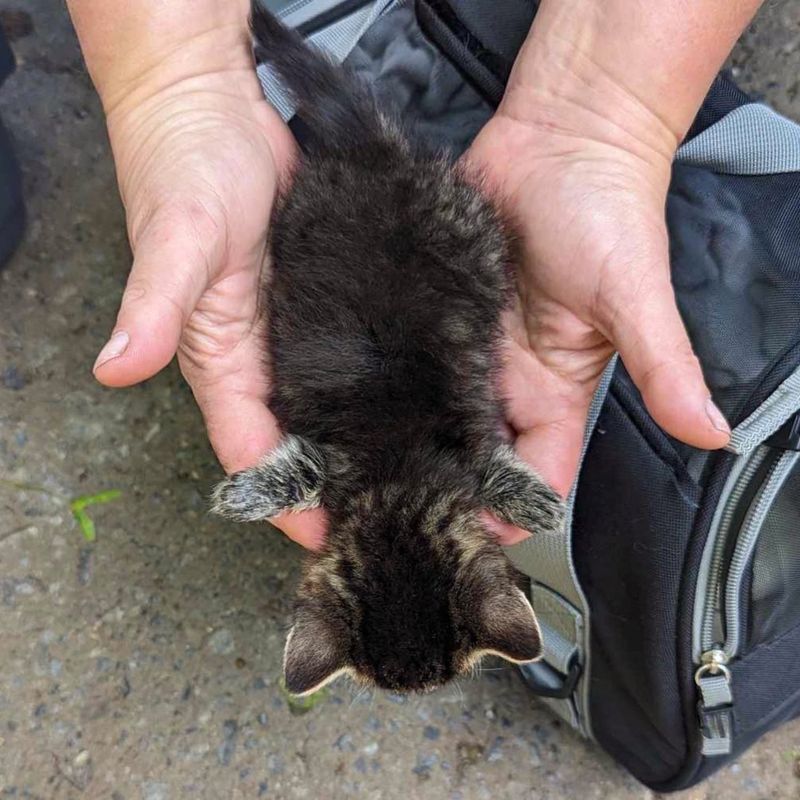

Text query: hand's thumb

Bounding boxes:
[93,203,222,386]
[606,270,730,450]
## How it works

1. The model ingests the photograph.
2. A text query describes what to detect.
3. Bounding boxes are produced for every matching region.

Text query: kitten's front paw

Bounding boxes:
[210,435,327,523]
[210,470,279,522]
[481,445,565,535]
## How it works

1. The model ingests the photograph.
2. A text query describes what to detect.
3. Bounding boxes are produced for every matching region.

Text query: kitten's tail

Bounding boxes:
[250,1,385,152]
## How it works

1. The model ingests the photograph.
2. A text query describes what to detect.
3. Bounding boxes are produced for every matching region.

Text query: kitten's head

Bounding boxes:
[212,436,563,696]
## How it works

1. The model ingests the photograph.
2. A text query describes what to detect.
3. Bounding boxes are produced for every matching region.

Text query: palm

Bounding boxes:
[96,70,325,547]
[467,115,727,512]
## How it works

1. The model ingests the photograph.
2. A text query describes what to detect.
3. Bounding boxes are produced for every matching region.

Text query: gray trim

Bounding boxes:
[507,355,619,738]
[727,366,800,457]
[531,584,581,675]
[677,103,800,175]
[694,447,769,660]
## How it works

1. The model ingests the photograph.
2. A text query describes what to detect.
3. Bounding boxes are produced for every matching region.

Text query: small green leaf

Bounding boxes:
[69,490,122,542]
[73,508,96,542]
[69,489,122,513]
[278,676,328,715]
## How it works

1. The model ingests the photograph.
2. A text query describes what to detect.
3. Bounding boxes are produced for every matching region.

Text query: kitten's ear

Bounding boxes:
[480,445,564,534]
[472,588,542,665]
[283,609,351,696]
[211,435,326,522]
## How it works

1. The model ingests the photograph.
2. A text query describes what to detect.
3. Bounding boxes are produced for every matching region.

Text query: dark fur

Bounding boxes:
[212,3,564,695]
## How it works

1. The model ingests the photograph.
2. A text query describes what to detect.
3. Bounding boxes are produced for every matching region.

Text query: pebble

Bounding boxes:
[423,726,441,741]
[2,366,25,390]
[334,733,355,752]
[142,781,168,800]
[207,629,235,656]
[217,719,238,766]
[77,547,93,587]
[412,753,438,776]
[487,736,505,763]
[266,753,285,774]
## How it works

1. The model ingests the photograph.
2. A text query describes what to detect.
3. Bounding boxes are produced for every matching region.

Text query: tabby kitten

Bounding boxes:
[212,2,564,696]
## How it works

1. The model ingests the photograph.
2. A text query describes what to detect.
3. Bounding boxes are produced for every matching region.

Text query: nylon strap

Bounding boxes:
[698,674,733,707]
[506,356,619,736]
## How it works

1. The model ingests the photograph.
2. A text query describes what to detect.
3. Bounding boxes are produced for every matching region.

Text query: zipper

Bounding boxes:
[692,368,800,759]
[722,449,800,658]
[692,449,766,757]
[698,446,800,660]
[694,437,800,755]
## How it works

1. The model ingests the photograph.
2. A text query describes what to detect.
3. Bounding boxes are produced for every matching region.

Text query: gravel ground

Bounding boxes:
[1,1,799,798]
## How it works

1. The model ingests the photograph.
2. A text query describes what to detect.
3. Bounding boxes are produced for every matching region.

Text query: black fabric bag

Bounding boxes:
[261,0,800,790]
[0,25,25,269]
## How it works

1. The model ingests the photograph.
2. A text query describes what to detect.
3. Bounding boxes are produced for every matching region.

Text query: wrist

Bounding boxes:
[497,0,762,170]
[498,3,680,171]
[68,0,252,114]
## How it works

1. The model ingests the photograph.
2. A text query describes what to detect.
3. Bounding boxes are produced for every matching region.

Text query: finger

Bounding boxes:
[181,335,329,551]
[203,382,328,550]
[276,508,327,551]
[502,338,596,498]
[482,413,586,548]
[514,415,588,500]
[93,201,223,387]
[605,273,730,450]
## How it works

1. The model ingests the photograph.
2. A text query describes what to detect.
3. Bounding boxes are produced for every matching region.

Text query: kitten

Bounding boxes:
[211,2,564,696]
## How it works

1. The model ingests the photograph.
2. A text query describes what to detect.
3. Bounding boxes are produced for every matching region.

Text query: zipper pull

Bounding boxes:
[695,649,733,756]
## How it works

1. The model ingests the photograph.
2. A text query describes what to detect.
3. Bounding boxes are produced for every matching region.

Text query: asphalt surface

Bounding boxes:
[1,1,799,798]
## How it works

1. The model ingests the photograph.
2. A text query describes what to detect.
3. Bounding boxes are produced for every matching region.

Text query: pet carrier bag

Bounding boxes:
[259,0,800,790]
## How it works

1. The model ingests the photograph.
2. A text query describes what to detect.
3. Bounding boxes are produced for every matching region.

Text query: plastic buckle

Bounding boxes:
[698,701,733,756]
[519,654,582,700]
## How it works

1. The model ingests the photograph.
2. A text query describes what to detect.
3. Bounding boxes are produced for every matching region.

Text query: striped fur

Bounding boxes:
[211,3,564,695]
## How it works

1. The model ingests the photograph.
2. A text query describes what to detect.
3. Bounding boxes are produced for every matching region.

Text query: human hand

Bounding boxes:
[467,101,730,543]
[89,28,325,548]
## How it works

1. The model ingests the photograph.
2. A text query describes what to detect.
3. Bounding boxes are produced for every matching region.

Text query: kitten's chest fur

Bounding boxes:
[267,148,513,478]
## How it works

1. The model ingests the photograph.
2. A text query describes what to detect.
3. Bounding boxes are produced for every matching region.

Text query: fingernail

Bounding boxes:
[706,398,730,435]
[93,331,129,372]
